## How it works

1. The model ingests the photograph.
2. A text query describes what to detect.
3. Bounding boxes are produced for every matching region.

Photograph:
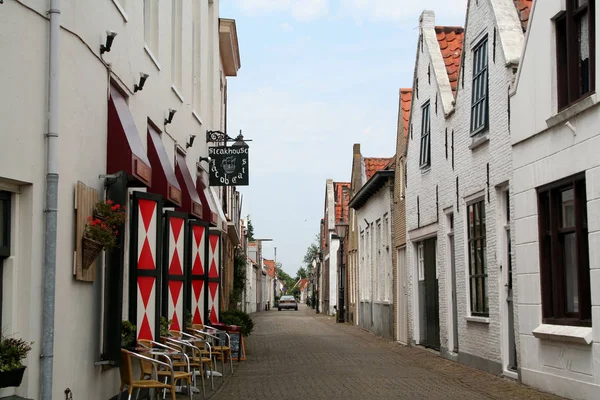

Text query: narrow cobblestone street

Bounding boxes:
[211,305,563,400]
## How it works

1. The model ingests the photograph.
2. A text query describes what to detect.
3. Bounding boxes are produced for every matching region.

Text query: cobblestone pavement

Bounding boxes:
[210,305,564,400]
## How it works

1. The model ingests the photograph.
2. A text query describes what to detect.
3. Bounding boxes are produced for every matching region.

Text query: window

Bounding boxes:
[419,102,431,168]
[171,0,183,91]
[468,200,488,316]
[471,37,489,135]
[556,0,596,110]
[144,0,159,57]
[0,191,11,331]
[538,175,591,326]
[417,243,425,281]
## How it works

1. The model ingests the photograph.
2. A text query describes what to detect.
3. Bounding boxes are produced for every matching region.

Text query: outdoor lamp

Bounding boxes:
[336,223,347,239]
[134,73,149,93]
[100,30,117,54]
[186,134,196,149]
[164,108,177,125]
[198,156,212,164]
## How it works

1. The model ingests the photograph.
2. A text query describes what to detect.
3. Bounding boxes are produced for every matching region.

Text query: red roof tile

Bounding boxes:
[435,26,464,97]
[364,158,392,181]
[334,182,350,223]
[513,0,533,32]
[264,259,275,278]
[400,89,413,138]
[294,278,310,291]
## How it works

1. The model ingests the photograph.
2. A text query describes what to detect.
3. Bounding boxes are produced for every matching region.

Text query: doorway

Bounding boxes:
[418,238,439,350]
[447,213,459,353]
[502,190,517,372]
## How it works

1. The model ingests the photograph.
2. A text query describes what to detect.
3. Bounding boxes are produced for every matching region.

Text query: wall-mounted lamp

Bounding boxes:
[164,108,176,125]
[186,134,196,149]
[100,30,118,54]
[134,73,149,93]
[198,156,212,164]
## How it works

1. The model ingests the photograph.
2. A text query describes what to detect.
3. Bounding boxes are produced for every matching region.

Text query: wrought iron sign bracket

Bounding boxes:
[206,130,234,143]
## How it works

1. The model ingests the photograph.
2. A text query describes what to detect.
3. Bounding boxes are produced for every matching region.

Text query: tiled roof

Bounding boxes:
[364,158,392,181]
[294,278,310,291]
[264,259,275,278]
[435,26,464,96]
[333,182,350,223]
[513,0,533,32]
[400,89,413,138]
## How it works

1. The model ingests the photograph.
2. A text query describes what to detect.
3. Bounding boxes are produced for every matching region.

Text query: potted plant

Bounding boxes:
[82,200,126,269]
[121,320,136,350]
[0,336,33,388]
[160,316,172,338]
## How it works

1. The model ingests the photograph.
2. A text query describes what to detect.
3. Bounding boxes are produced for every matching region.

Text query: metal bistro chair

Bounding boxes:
[118,349,176,400]
[164,335,213,394]
[136,339,194,400]
[189,327,233,377]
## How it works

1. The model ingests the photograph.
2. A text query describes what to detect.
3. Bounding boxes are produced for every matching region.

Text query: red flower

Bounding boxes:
[106,200,114,205]
[87,216,93,222]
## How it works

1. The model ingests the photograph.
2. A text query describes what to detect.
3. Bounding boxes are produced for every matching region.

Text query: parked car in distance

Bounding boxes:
[278,295,298,311]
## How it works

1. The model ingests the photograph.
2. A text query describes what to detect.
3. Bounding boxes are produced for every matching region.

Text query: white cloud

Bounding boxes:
[280,22,294,32]
[233,0,329,21]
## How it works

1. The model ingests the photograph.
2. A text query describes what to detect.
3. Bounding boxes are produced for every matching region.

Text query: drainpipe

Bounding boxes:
[41,0,60,399]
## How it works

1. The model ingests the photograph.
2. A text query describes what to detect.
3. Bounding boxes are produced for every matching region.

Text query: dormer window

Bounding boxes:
[555,0,596,110]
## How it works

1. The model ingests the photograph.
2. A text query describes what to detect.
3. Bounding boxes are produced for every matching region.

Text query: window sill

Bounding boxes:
[469,134,489,150]
[465,316,490,324]
[171,85,184,103]
[144,45,161,71]
[111,0,129,22]
[420,167,431,174]
[546,93,599,129]
[532,324,593,345]
[192,111,203,126]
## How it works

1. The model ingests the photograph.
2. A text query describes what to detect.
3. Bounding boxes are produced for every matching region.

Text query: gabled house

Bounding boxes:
[405,0,531,378]
[392,88,413,344]
[293,278,310,304]
[320,179,350,316]
[348,145,394,326]
[264,258,276,309]
[511,1,600,398]
[448,0,530,377]
[405,10,465,354]
[349,158,394,339]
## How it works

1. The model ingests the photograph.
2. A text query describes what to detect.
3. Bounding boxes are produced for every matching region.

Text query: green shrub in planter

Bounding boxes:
[121,320,136,348]
[0,336,33,388]
[220,309,254,336]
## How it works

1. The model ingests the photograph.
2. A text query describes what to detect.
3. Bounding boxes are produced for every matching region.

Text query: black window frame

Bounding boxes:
[467,199,488,317]
[537,174,591,327]
[555,0,596,111]
[470,36,489,135]
[0,191,12,333]
[419,101,431,169]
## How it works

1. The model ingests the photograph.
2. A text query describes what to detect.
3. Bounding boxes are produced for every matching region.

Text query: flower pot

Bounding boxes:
[82,236,104,270]
[0,367,26,388]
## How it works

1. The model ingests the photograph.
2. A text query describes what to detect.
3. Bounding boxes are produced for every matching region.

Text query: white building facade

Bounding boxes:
[511,1,600,398]
[405,0,529,377]
[0,1,238,399]
[350,167,395,339]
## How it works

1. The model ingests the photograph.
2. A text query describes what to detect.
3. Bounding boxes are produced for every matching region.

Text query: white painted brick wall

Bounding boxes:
[406,1,525,371]
[511,1,600,394]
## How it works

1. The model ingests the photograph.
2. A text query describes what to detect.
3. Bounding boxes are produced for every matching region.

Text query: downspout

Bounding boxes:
[41,0,60,399]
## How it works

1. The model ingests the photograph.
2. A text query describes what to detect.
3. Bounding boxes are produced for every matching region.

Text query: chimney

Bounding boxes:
[353,143,361,155]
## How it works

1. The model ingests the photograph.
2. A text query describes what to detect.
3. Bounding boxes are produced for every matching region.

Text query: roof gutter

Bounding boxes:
[349,170,394,210]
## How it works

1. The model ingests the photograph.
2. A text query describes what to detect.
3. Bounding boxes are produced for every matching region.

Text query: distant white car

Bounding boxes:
[278,295,298,311]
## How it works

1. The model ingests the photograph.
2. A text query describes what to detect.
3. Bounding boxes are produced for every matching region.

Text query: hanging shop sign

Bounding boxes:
[208,146,249,186]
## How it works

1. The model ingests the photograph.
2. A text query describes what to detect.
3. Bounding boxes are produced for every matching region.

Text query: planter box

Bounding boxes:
[0,367,26,389]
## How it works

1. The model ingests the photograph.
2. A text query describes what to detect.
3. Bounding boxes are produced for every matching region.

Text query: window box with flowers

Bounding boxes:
[82,200,126,270]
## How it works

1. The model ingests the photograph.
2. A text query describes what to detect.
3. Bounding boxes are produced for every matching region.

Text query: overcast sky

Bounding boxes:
[220,0,466,276]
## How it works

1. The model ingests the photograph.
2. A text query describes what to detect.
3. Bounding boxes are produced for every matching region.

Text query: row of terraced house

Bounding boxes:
[316,1,600,399]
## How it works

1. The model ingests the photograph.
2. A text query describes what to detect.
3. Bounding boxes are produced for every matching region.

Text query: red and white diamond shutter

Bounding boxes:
[207,230,221,325]
[130,192,163,342]
[163,212,187,332]
[189,220,208,326]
